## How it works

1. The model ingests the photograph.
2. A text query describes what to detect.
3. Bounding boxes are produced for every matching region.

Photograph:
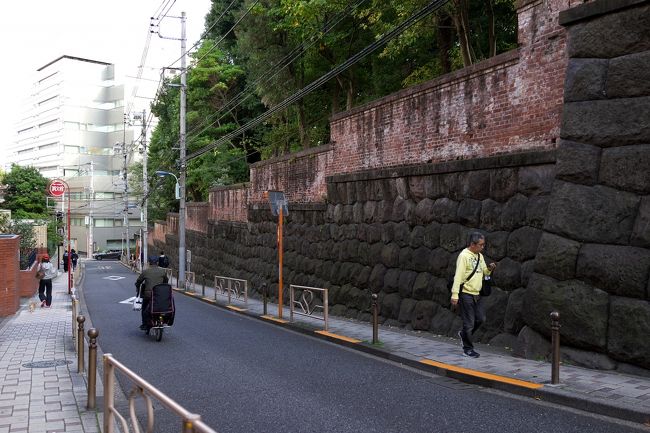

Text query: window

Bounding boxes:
[64,169,79,177]
[94,219,114,227]
[39,142,58,151]
[71,218,84,226]
[94,192,114,199]
[64,145,80,154]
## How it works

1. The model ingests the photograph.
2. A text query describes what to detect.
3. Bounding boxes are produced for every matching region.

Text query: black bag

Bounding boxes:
[480,275,493,297]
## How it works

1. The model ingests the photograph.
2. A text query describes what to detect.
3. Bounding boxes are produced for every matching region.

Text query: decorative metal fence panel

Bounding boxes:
[213,276,248,305]
[289,285,329,331]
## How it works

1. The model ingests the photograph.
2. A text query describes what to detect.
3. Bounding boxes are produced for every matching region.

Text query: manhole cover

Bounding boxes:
[22,360,72,368]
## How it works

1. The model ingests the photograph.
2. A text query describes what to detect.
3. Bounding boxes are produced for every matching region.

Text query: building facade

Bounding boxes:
[9,55,141,255]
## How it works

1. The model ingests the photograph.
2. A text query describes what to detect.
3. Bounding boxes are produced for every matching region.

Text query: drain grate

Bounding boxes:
[22,360,72,369]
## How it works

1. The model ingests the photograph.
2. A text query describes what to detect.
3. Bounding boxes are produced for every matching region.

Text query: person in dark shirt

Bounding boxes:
[135,257,168,330]
[158,251,170,268]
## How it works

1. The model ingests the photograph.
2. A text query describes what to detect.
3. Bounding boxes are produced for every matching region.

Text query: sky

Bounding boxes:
[0,0,213,169]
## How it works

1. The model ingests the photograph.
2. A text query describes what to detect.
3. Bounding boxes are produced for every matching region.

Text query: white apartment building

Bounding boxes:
[9,55,141,255]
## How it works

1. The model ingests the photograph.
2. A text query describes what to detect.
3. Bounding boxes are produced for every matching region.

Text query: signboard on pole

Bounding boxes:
[267,191,289,216]
[48,180,66,197]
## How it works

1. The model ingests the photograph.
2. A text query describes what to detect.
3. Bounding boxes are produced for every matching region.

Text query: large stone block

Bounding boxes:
[430,277,450,308]
[380,293,402,320]
[368,264,387,293]
[398,270,418,298]
[490,168,519,203]
[518,165,555,196]
[457,199,482,227]
[422,222,441,249]
[393,222,411,248]
[524,274,609,350]
[485,231,509,261]
[632,197,650,248]
[504,288,526,334]
[411,246,433,273]
[500,194,528,231]
[460,170,491,200]
[493,257,521,291]
[514,326,550,361]
[608,50,650,98]
[409,226,424,248]
[432,198,459,224]
[534,233,580,281]
[412,272,432,300]
[439,223,468,253]
[608,297,650,369]
[383,268,401,294]
[563,58,608,102]
[430,307,461,336]
[566,4,650,58]
[525,195,550,229]
[545,181,639,244]
[555,140,601,186]
[392,197,415,223]
[481,199,503,231]
[561,97,650,147]
[507,226,543,262]
[398,298,418,323]
[479,287,508,336]
[380,243,401,268]
[408,176,427,202]
[412,300,439,331]
[414,198,435,225]
[429,247,451,275]
[600,144,650,194]
[576,244,650,299]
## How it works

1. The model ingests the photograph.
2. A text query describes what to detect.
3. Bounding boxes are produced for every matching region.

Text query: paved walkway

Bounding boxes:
[0,271,100,433]
[174,274,650,425]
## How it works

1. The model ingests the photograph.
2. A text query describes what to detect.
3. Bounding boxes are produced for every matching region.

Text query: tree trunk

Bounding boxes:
[436,13,454,74]
[452,0,473,67]
[486,0,496,57]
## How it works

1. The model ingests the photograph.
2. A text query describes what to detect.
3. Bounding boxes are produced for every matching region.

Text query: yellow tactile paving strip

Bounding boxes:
[315,330,362,344]
[420,359,543,390]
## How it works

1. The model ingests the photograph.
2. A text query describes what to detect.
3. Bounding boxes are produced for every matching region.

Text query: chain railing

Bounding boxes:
[103,354,218,433]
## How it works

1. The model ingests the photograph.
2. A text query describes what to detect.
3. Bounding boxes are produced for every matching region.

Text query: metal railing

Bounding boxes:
[214,276,248,305]
[289,285,329,331]
[103,353,218,433]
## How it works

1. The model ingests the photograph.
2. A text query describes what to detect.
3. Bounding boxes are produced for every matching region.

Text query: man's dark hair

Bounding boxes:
[468,232,485,245]
[160,251,165,255]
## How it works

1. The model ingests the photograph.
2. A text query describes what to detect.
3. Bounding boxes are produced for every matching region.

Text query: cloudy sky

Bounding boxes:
[0,0,212,169]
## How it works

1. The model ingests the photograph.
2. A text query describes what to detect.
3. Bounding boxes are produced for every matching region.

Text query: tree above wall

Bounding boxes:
[1,164,49,219]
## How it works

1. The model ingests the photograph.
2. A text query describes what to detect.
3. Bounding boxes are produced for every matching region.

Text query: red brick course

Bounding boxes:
[0,236,20,316]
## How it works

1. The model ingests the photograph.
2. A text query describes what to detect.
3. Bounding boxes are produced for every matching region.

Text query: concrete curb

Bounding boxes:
[173,288,650,426]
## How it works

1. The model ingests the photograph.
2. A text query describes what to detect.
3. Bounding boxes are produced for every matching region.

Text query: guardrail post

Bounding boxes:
[87,328,98,409]
[77,315,85,373]
[371,294,379,344]
[201,274,206,297]
[103,354,115,433]
[71,295,77,344]
[262,283,268,315]
[551,311,561,384]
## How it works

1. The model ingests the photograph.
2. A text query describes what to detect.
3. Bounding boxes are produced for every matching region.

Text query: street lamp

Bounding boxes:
[155,171,180,199]
[156,170,185,289]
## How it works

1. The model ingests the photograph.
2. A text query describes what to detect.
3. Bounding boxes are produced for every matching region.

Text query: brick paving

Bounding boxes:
[0,272,100,433]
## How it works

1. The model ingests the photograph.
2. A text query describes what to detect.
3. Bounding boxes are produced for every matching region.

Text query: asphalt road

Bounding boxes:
[81,261,646,433]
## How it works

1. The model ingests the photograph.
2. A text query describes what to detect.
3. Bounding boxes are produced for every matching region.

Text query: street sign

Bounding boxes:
[267,191,289,216]
[49,180,66,197]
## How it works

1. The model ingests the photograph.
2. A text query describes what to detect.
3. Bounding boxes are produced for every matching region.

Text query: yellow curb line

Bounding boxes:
[419,359,543,390]
[315,330,361,344]
[261,315,289,324]
[226,305,247,312]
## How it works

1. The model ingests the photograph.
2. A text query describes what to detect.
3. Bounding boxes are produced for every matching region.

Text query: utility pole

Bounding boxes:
[178,11,187,289]
[88,161,94,256]
[123,114,130,263]
[141,109,148,270]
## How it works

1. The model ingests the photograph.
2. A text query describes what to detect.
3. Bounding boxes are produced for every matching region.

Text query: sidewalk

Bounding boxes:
[0,271,100,433]
[174,276,650,425]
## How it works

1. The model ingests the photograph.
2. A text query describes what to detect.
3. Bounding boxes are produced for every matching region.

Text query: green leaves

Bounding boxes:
[2,165,49,219]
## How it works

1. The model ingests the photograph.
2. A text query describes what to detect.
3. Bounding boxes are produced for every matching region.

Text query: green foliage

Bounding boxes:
[2,164,49,219]
[147,0,517,214]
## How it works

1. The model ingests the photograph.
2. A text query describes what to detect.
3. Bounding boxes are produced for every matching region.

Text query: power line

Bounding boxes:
[187,0,449,161]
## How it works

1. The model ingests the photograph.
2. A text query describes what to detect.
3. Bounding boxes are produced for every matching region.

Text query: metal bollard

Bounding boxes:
[201,274,206,297]
[371,294,379,344]
[551,311,561,384]
[77,315,85,373]
[87,328,98,409]
[262,283,268,315]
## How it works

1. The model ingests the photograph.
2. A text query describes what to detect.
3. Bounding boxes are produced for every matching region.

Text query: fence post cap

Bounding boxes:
[87,328,99,338]
[550,311,560,320]
[76,315,86,323]
[371,293,378,300]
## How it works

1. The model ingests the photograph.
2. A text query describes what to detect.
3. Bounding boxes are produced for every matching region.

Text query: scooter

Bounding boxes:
[137,283,175,342]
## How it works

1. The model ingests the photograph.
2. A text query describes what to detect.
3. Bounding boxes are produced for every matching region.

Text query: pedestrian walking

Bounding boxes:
[37,255,57,308]
[158,251,170,268]
[450,232,496,358]
[62,250,69,273]
[70,249,79,271]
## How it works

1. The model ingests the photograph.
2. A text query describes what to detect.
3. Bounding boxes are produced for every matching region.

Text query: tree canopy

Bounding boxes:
[146,0,517,212]
[1,164,49,219]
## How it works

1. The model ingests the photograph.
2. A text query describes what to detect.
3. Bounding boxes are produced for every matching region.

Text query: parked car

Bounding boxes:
[93,250,122,260]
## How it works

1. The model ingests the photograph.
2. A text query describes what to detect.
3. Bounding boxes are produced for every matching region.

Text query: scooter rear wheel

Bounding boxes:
[154,327,163,342]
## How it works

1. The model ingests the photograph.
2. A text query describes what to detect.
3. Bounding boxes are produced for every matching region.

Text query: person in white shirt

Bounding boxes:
[37,255,57,308]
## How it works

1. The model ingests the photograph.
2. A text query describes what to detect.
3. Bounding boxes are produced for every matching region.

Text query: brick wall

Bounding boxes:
[186,203,210,233]
[0,235,20,316]
[209,184,250,222]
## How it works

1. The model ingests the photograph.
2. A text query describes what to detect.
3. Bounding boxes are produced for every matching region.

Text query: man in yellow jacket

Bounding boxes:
[450,232,496,358]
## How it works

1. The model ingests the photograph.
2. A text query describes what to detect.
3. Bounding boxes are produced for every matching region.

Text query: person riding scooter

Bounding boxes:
[134,256,168,330]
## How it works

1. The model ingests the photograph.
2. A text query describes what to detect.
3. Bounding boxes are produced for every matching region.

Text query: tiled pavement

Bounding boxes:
[0,271,100,433]
[175,276,650,425]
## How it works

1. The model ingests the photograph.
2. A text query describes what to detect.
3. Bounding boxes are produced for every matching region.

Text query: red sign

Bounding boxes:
[48,180,66,197]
